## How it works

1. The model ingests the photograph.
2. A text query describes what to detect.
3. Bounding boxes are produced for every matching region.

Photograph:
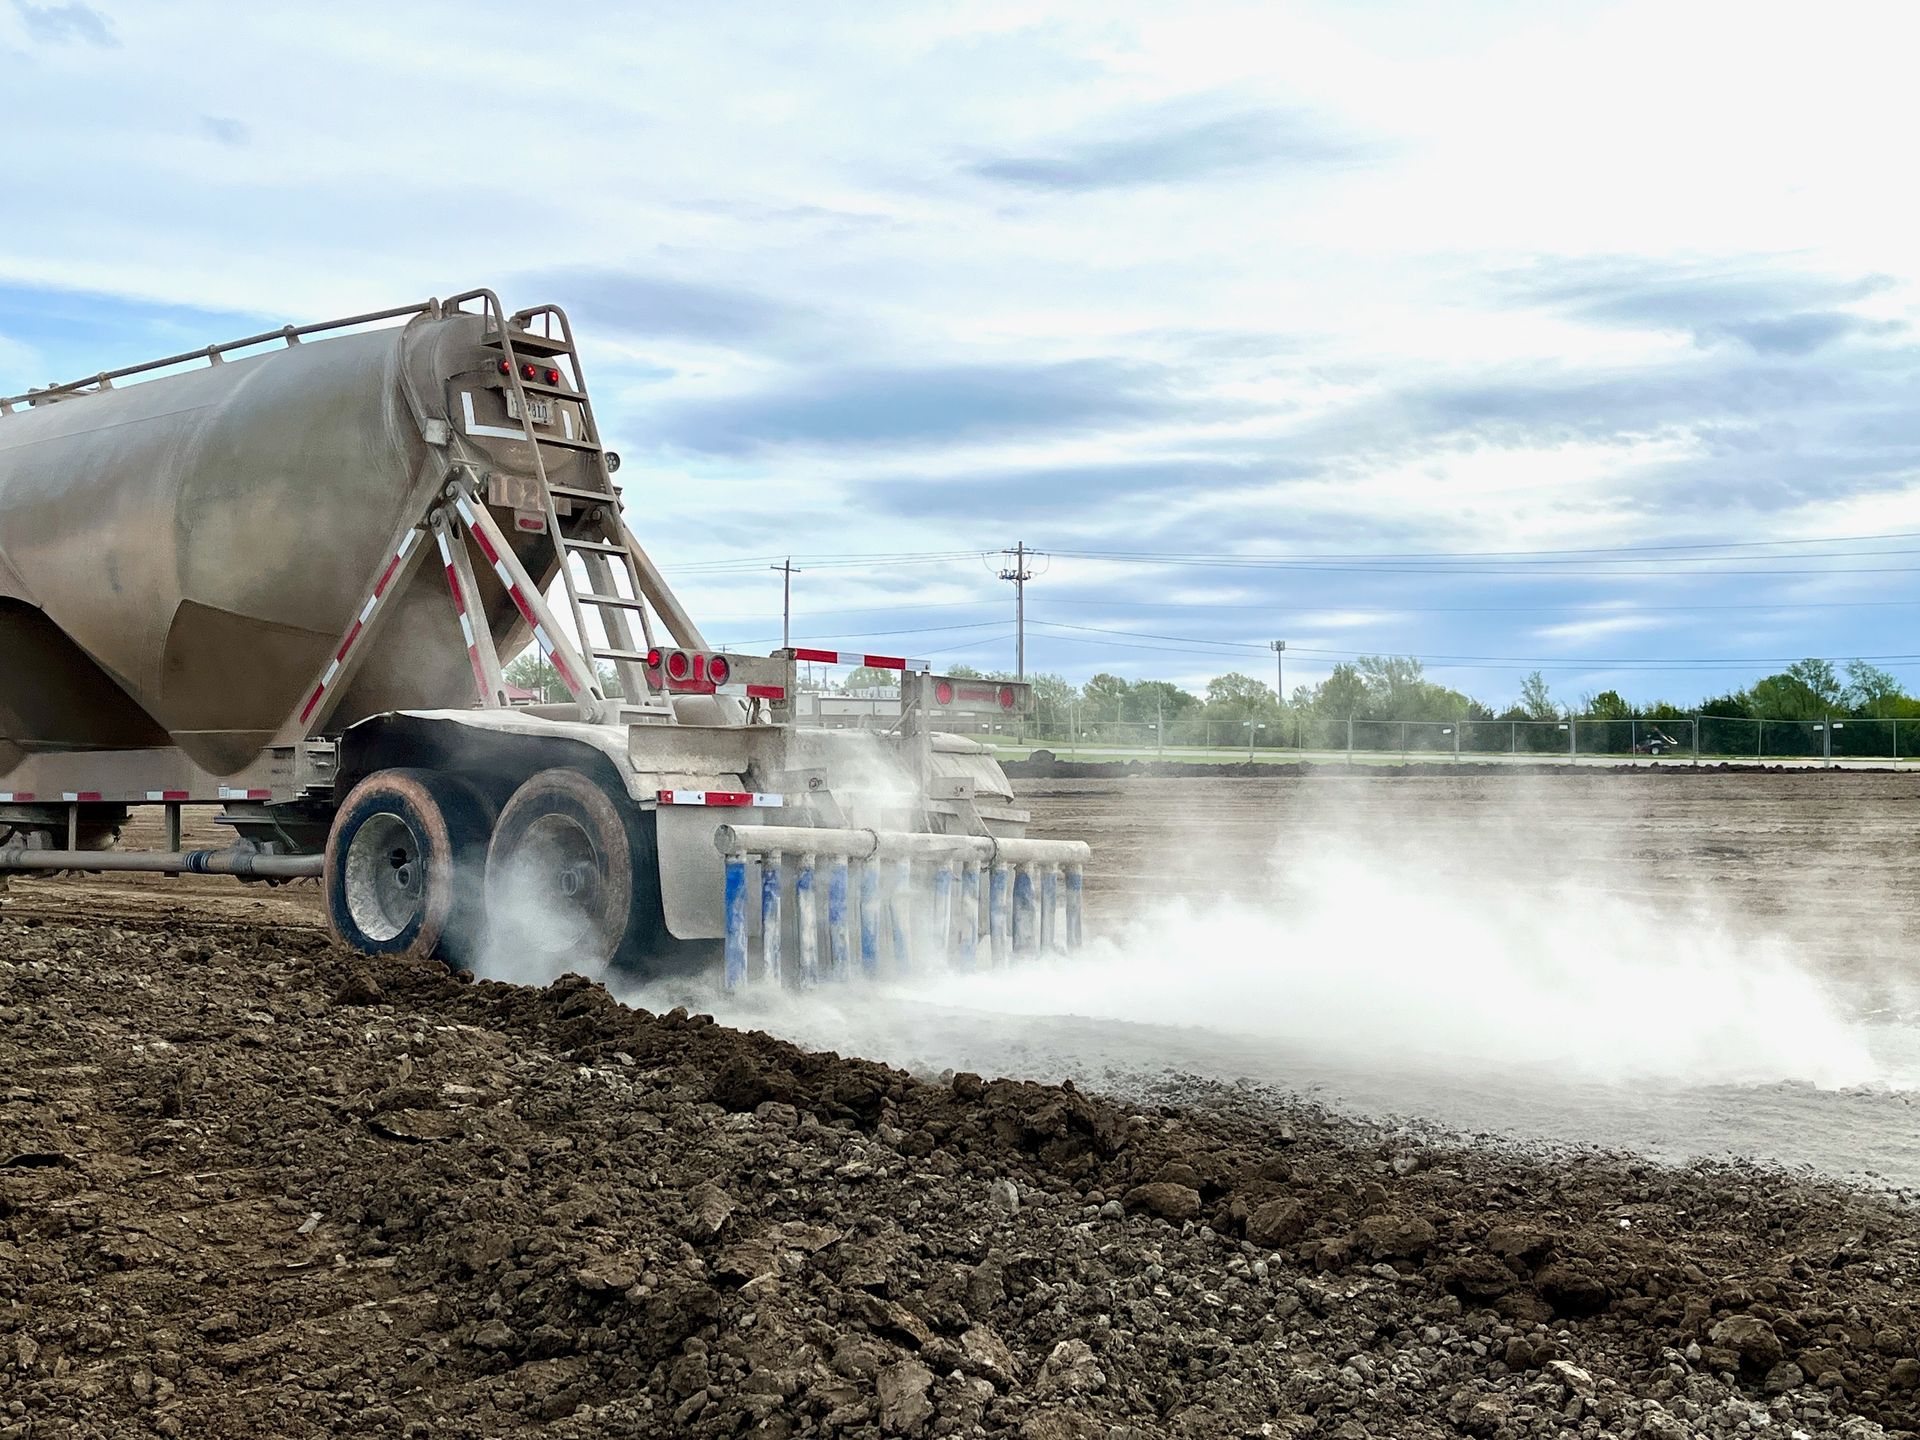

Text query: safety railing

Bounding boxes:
[713,824,1090,991]
[0,299,449,415]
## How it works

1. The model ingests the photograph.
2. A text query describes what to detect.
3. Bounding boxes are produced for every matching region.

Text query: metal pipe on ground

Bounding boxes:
[0,849,323,879]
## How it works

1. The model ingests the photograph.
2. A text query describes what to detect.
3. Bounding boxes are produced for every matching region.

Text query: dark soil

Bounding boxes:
[5,912,1920,1438]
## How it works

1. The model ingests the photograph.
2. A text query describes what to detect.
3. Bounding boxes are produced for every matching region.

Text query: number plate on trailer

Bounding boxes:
[505,391,552,426]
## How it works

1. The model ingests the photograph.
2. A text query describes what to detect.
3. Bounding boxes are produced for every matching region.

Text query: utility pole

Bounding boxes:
[1270,639,1287,703]
[999,541,1034,680]
[770,558,802,650]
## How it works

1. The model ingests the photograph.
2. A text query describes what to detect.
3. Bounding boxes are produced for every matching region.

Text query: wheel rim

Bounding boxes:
[497,812,610,957]
[344,811,426,943]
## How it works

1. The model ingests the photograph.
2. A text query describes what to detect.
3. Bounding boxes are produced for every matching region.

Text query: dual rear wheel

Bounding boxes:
[323,765,663,975]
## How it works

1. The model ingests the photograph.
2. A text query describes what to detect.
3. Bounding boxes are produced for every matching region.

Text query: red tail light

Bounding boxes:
[665,649,691,681]
[544,367,561,385]
[935,679,954,705]
[708,655,731,686]
[520,362,538,380]
[645,648,662,669]
[999,685,1017,710]
[496,359,510,375]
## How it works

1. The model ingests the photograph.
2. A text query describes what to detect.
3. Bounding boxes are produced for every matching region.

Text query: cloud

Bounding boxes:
[11,0,115,47]
[970,104,1365,191]
[1510,259,1899,356]
[866,457,1285,520]
[198,115,249,147]
[519,267,817,350]
[1531,614,1669,644]
[649,358,1190,454]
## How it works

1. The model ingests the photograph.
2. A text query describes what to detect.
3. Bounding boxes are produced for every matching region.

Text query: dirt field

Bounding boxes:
[7,769,1920,1438]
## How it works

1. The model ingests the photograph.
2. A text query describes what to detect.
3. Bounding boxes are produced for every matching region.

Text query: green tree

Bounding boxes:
[1082,672,1132,722]
[505,653,565,702]
[1846,660,1904,716]
[1785,658,1842,708]
[1131,680,1197,722]
[1314,663,1368,721]
[1205,672,1274,715]
[1585,689,1633,719]
[1517,669,1556,720]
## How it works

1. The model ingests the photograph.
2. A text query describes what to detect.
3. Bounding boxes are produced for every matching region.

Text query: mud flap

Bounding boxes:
[658,803,774,939]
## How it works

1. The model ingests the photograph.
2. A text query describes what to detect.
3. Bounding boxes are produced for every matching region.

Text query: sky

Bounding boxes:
[7,0,1920,706]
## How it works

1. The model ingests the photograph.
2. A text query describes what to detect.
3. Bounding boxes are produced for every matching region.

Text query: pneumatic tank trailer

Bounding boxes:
[0,291,1089,985]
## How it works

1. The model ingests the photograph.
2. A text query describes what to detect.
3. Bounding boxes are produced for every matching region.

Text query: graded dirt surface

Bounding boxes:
[6,769,1920,1438]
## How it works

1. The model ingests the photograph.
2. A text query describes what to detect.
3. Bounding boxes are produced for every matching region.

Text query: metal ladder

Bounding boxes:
[457,290,669,722]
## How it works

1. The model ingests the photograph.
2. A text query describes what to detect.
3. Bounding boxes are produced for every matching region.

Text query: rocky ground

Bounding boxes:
[5,908,1920,1439]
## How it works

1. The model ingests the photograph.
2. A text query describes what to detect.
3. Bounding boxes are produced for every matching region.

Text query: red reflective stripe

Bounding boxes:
[472,526,502,565]
[549,652,579,694]
[159,791,189,802]
[4,793,34,802]
[444,564,466,612]
[507,586,540,624]
[335,620,363,663]
[861,653,907,670]
[789,647,837,664]
[372,553,403,598]
[74,792,102,802]
[745,684,786,700]
[703,792,753,806]
[299,683,327,723]
[465,646,489,694]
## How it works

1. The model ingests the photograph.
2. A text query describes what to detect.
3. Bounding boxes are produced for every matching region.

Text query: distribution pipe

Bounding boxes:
[0,848,322,879]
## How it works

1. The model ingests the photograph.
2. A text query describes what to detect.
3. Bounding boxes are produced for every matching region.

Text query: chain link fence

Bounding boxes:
[985,713,1920,765]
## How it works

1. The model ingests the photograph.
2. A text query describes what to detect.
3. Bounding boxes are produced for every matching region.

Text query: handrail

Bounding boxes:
[0,298,446,415]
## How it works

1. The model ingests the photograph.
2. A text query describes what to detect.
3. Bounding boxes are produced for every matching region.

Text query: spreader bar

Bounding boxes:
[712,825,1089,991]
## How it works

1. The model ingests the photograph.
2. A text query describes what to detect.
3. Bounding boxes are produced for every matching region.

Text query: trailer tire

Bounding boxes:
[484,767,664,976]
[324,769,491,966]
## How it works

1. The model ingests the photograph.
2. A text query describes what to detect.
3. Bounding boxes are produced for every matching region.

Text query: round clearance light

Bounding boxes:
[496,359,510,375]
[645,648,662,669]
[707,655,731,687]
[665,649,692,681]
[998,685,1017,710]
[544,367,561,386]
[520,362,538,380]
[935,680,954,705]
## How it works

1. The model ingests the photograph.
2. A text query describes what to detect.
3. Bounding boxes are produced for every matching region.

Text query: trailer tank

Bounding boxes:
[0,314,539,775]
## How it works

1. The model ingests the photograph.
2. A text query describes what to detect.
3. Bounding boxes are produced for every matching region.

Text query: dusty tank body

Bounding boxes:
[0,312,552,776]
[0,292,1088,987]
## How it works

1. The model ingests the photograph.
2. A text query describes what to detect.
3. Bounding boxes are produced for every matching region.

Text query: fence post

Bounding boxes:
[1400,720,1408,765]
[1569,717,1576,760]
[1692,715,1699,764]
[1823,717,1833,769]
[1510,720,1517,758]
[1755,719,1762,761]
[1630,718,1637,757]
[1454,723,1461,762]
[1346,717,1354,764]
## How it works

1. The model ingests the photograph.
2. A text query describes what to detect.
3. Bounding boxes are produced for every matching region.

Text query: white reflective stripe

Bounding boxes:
[493,561,514,587]
[461,390,527,441]
[397,530,420,558]
[146,791,165,801]
[359,594,378,624]
[458,612,475,646]
[434,528,453,562]
[534,626,554,654]
[62,792,80,801]
[454,495,478,526]
[658,791,784,807]
[562,408,575,440]
[322,659,340,686]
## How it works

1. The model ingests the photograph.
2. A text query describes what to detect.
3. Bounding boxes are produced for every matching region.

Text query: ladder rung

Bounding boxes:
[577,592,646,611]
[548,484,616,504]
[531,434,602,453]
[514,379,581,401]
[592,647,653,662]
[482,329,572,357]
[563,537,628,555]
